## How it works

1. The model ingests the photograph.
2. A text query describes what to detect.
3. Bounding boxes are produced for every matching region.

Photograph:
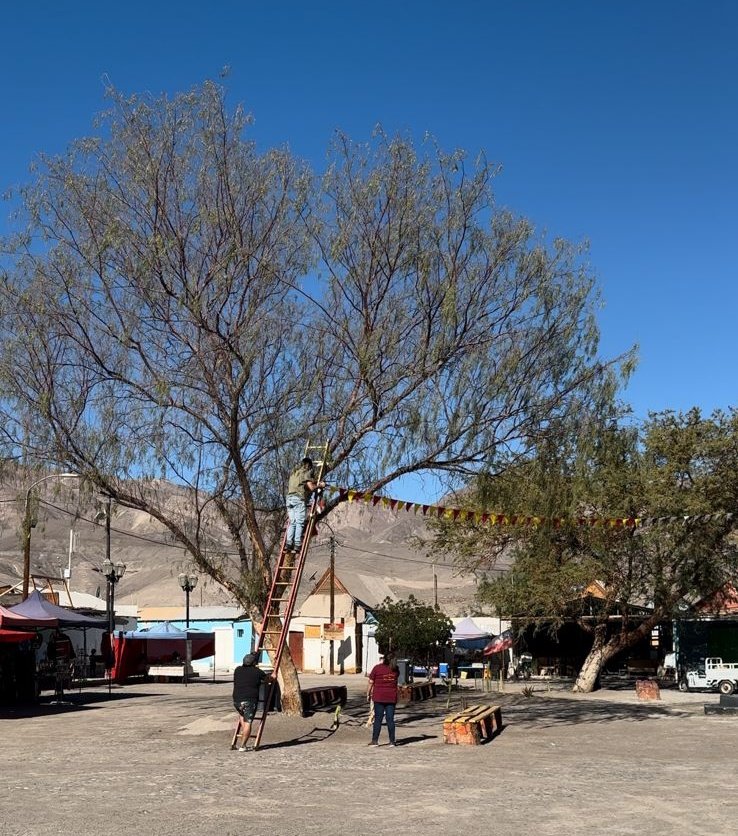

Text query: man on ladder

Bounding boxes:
[285,456,325,554]
[233,444,329,751]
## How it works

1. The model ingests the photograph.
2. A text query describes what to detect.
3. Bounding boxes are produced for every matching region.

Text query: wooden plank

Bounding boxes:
[445,703,500,723]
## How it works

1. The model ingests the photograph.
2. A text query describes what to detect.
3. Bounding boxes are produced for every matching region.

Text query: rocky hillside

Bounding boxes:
[0,478,483,615]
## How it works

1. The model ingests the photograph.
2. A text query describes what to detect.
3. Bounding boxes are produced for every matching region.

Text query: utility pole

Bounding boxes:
[329,534,335,676]
[433,563,438,609]
[22,472,79,599]
[101,496,112,634]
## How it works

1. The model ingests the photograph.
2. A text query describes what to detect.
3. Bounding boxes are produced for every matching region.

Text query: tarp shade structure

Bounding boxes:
[8,590,107,628]
[0,603,57,629]
[111,622,216,683]
[0,628,37,643]
[452,617,493,650]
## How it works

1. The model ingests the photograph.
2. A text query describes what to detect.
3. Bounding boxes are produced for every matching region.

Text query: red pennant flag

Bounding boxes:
[372,495,381,507]
[421,505,430,516]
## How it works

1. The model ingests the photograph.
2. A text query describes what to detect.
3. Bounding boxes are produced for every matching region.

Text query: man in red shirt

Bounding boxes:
[367,654,399,746]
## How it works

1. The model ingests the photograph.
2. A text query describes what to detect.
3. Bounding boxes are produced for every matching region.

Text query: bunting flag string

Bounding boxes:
[326,487,735,530]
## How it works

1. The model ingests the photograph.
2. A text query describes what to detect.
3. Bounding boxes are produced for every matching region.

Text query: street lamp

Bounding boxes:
[178,573,199,628]
[22,472,80,600]
[103,558,127,637]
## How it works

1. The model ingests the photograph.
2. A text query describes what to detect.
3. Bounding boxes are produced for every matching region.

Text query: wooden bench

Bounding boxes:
[300,685,347,714]
[397,681,437,704]
[443,703,502,745]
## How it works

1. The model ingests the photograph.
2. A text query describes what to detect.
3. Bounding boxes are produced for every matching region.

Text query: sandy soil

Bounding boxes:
[1,674,736,836]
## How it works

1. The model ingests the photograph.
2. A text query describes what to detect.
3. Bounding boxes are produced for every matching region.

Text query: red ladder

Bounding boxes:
[235,445,328,751]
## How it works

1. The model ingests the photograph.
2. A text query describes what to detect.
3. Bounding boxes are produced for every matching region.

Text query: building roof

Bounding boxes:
[138,605,245,622]
[66,590,138,617]
[299,567,397,611]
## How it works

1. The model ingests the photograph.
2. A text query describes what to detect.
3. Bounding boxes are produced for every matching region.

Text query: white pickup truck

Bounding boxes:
[678,657,738,695]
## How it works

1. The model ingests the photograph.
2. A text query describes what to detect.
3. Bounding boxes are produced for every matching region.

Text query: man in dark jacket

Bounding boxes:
[232,652,269,750]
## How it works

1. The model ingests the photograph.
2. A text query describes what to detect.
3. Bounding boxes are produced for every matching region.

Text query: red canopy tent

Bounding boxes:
[0,603,57,630]
[0,628,36,643]
[111,623,216,683]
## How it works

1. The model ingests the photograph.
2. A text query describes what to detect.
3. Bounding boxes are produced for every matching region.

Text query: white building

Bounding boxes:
[288,569,397,674]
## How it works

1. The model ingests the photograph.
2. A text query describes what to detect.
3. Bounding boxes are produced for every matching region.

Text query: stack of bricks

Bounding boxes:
[635,679,661,700]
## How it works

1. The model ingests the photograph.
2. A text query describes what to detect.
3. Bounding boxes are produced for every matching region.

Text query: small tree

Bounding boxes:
[373,595,453,665]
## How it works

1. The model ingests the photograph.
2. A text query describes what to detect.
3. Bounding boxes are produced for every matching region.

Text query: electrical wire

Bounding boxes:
[33,496,450,569]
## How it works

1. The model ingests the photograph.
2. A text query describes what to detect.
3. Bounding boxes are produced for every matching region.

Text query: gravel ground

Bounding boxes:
[1,675,736,836]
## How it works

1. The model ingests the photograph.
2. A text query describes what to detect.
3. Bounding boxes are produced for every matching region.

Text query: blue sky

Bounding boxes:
[2,1,736,500]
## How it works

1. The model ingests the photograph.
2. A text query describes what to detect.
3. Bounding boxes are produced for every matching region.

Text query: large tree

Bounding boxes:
[429,409,738,692]
[0,81,622,710]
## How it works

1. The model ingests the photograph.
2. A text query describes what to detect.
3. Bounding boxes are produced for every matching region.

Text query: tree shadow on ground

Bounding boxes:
[503,696,692,729]
[340,689,695,733]
[256,725,338,751]
[0,689,162,719]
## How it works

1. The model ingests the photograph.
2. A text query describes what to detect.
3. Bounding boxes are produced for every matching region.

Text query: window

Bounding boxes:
[237,629,244,638]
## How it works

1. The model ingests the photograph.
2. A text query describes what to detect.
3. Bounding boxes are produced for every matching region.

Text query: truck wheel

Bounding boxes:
[718,680,735,696]
[678,679,690,692]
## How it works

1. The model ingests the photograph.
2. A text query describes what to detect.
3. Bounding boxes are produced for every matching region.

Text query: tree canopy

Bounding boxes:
[429,408,738,691]
[372,595,453,661]
[0,80,623,620]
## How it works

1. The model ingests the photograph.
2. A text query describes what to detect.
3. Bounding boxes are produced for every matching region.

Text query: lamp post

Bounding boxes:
[178,573,198,628]
[178,573,198,687]
[22,472,80,600]
[103,558,126,637]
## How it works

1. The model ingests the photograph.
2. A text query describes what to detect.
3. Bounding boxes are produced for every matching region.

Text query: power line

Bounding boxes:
[35,497,455,570]
[331,541,445,568]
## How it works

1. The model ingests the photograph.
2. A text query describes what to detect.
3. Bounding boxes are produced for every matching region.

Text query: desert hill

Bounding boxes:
[0,478,482,615]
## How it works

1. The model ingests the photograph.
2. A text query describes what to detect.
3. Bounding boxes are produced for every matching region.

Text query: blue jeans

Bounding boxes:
[372,702,396,744]
[285,494,306,550]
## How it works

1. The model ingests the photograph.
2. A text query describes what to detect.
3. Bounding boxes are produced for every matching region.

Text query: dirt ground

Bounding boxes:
[1,674,736,836]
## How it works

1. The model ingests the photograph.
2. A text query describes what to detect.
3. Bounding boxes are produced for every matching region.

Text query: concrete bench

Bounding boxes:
[443,703,502,745]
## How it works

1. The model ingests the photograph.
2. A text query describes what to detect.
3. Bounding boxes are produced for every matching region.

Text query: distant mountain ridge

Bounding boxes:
[0,476,480,615]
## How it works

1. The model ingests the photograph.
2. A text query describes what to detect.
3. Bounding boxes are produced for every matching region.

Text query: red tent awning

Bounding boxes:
[0,604,52,629]
[0,628,36,643]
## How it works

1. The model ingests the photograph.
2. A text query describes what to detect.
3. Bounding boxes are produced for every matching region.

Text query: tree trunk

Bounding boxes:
[573,614,662,693]
[277,651,303,716]
[257,612,303,716]
[573,624,612,692]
